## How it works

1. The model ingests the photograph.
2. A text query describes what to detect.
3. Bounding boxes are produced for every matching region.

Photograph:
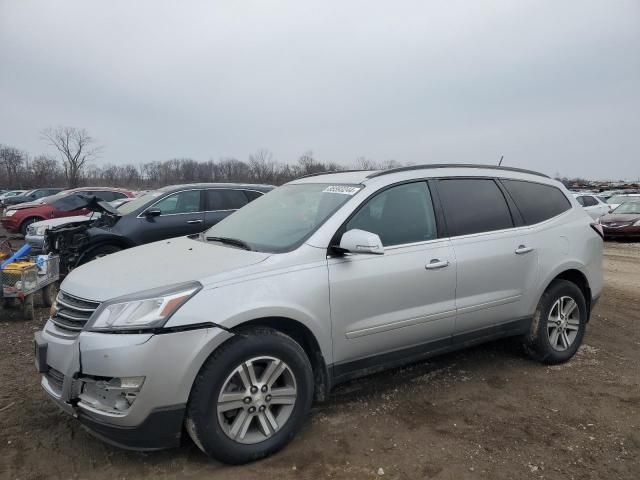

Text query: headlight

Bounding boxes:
[634,220,640,226]
[35,225,49,235]
[4,210,16,217]
[86,282,201,331]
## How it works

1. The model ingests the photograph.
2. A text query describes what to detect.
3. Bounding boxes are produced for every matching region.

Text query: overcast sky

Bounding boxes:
[1,0,638,179]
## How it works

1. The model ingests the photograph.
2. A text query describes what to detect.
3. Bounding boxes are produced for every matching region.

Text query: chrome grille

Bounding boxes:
[51,291,100,332]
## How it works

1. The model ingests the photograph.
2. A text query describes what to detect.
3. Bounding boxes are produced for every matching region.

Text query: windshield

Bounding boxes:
[607,195,638,204]
[204,183,362,253]
[612,202,640,214]
[116,191,163,214]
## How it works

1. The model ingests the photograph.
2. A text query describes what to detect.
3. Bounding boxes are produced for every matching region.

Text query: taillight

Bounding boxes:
[590,222,604,239]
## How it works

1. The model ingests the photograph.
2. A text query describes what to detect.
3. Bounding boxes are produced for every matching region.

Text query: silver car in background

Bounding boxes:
[35,164,603,464]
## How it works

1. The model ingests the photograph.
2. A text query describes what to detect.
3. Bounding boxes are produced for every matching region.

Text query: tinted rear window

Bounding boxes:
[437,179,514,236]
[502,180,571,225]
[207,189,249,210]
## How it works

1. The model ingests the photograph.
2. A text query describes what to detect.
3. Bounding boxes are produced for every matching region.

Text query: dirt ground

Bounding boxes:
[1,234,638,480]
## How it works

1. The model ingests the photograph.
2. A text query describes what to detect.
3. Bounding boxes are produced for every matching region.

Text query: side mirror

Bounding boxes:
[144,208,162,218]
[339,229,384,255]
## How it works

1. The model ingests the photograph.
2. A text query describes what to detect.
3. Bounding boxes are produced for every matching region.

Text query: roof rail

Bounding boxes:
[297,169,370,179]
[366,163,549,179]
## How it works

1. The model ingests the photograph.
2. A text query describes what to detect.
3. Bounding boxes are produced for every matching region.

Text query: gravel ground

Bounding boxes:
[0,232,638,480]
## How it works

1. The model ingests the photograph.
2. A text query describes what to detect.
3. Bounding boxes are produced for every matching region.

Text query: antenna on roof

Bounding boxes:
[498,155,504,166]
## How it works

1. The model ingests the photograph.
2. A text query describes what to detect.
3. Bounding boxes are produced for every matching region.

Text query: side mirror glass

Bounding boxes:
[145,208,162,218]
[339,229,384,255]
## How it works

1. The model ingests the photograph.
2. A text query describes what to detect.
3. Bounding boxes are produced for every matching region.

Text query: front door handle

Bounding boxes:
[187,219,203,224]
[515,245,534,255]
[425,259,449,270]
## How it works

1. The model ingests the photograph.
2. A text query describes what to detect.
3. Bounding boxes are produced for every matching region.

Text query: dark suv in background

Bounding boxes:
[46,183,273,268]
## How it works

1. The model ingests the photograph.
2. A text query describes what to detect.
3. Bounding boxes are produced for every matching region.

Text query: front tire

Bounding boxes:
[524,279,587,364]
[186,327,314,464]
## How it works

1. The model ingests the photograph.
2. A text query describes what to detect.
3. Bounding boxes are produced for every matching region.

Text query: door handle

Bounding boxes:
[515,245,534,255]
[425,259,449,270]
[187,219,203,224]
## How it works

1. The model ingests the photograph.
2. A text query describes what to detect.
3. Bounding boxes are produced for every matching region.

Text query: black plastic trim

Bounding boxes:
[329,317,531,387]
[86,321,232,335]
[78,404,186,451]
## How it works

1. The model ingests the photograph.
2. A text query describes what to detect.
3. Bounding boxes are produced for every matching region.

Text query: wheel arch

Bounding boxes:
[543,268,592,320]
[231,317,331,402]
[19,215,45,232]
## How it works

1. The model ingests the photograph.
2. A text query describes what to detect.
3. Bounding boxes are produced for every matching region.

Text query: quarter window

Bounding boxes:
[437,179,514,236]
[153,190,201,215]
[502,180,571,225]
[206,189,249,211]
[581,195,598,207]
[345,182,437,246]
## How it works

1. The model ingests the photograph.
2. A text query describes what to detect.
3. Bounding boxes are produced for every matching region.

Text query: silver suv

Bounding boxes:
[34,165,603,463]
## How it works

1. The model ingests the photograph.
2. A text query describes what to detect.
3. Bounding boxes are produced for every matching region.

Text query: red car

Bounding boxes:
[0,187,134,235]
[598,201,640,239]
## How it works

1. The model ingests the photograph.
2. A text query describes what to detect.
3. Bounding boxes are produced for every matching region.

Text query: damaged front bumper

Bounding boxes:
[35,320,232,450]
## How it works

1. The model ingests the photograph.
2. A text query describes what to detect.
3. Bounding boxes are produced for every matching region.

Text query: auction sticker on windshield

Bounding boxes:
[322,185,361,195]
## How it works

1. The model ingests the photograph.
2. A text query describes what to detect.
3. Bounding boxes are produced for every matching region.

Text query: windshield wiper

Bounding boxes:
[205,236,253,251]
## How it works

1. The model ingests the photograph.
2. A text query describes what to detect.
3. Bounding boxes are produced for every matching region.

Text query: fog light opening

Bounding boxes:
[78,376,145,414]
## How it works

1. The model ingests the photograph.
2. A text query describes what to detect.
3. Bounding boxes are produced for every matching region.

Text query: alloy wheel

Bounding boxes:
[547,295,581,351]
[217,356,297,444]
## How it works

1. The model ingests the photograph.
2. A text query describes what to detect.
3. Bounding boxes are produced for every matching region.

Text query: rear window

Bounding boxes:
[437,179,514,236]
[502,180,571,225]
[206,189,249,211]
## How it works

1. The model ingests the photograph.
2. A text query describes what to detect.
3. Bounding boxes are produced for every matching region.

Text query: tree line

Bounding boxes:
[1,127,403,190]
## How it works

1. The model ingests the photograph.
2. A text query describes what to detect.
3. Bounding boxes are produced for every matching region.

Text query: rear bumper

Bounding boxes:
[25,234,45,253]
[602,225,640,237]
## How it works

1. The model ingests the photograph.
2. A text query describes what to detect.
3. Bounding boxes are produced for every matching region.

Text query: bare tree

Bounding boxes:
[41,126,102,188]
[0,144,26,186]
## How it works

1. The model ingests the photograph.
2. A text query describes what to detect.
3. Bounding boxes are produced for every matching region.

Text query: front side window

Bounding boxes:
[152,190,201,215]
[345,182,437,246]
[204,183,360,253]
[501,180,571,225]
[437,179,514,236]
[581,196,598,207]
[206,189,248,211]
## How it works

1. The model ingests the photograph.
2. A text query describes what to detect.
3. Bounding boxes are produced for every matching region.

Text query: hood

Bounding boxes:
[61,236,270,301]
[31,215,95,230]
[7,200,45,210]
[600,213,640,224]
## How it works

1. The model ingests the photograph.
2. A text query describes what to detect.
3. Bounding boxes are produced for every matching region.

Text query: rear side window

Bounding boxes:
[206,189,249,211]
[243,190,264,202]
[437,179,514,237]
[579,195,598,207]
[502,180,571,225]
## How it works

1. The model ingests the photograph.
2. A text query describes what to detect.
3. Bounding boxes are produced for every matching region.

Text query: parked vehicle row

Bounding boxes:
[40,183,272,272]
[1,187,134,235]
[34,165,603,464]
[0,188,63,209]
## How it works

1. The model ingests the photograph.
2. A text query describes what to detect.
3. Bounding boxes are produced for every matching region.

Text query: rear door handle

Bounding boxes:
[425,259,449,270]
[515,245,534,254]
[187,219,203,224]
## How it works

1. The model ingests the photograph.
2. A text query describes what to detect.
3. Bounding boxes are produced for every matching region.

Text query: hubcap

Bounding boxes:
[547,296,580,351]
[216,356,297,444]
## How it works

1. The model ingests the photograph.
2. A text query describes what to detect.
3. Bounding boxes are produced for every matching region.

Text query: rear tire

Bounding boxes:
[524,279,587,364]
[186,327,314,464]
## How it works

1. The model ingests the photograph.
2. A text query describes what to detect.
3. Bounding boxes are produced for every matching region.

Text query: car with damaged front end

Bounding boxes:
[35,165,603,464]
